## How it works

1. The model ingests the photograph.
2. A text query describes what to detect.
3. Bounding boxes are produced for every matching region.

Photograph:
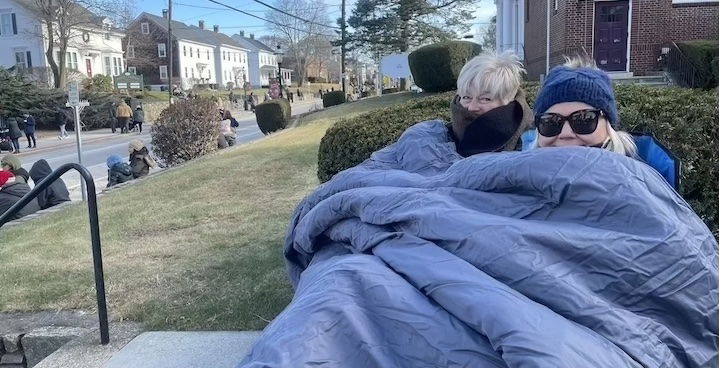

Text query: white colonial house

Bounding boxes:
[0,0,125,85]
[232,31,292,87]
[125,13,250,90]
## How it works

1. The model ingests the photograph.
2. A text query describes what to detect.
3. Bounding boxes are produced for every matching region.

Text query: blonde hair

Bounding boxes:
[456,51,525,104]
[562,54,597,69]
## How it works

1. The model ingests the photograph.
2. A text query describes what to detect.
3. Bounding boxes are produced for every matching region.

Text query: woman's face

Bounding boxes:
[459,92,505,116]
[536,102,609,148]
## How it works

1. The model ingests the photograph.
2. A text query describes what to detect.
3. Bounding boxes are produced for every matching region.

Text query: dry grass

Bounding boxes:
[0,93,419,330]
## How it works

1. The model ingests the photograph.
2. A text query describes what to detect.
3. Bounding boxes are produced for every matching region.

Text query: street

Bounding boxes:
[16,99,323,200]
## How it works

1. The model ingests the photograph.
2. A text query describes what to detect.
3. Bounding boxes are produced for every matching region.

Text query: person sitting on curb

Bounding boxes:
[1,153,30,184]
[0,170,40,220]
[106,154,133,188]
[29,159,70,210]
[128,140,156,179]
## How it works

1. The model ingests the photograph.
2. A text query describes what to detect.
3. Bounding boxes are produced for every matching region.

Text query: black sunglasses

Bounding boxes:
[534,109,604,137]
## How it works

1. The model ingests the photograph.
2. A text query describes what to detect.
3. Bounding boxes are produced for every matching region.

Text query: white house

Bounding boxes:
[232,31,292,87]
[126,13,250,90]
[0,0,125,85]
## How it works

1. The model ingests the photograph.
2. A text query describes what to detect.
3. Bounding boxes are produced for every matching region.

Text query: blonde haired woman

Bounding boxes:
[531,57,637,156]
[450,51,534,156]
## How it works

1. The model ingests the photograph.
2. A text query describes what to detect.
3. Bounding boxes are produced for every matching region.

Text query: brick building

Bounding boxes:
[497,0,719,80]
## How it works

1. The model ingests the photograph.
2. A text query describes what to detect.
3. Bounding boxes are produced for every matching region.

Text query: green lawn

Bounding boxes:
[0,92,424,330]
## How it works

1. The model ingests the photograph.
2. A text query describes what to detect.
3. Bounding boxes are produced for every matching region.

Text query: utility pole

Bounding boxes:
[168,0,174,103]
[340,0,346,95]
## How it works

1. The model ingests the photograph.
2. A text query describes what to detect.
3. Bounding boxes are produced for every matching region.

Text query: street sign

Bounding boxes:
[68,81,80,105]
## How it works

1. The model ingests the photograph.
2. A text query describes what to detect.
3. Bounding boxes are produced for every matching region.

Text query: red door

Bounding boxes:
[86,59,93,77]
[594,1,629,72]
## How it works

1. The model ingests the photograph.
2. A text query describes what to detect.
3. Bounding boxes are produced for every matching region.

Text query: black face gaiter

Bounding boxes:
[453,98,524,157]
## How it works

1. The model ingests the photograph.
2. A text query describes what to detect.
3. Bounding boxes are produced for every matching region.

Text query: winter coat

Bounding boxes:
[24,116,36,134]
[0,182,41,220]
[55,109,68,126]
[129,147,155,179]
[29,159,70,209]
[6,118,22,139]
[116,103,133,118]
[107,162,134,188]
[133,110,145,123]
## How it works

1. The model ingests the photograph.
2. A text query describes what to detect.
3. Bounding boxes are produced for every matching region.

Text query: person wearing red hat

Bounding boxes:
[0,169,40,220]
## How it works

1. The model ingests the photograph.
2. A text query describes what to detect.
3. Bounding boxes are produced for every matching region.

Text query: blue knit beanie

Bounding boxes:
[106,154,124,169]
[534,66,620,128]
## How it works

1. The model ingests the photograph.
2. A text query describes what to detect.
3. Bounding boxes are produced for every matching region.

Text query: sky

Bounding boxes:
[136,0,496,43]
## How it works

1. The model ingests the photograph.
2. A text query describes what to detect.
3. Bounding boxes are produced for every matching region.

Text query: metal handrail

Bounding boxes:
[0,163,109,345]
[666,42,710,88]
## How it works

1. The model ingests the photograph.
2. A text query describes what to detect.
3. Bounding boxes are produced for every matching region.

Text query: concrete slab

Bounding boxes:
[34,322,144,368]
[23,326,90,367]
[102,331,262,368]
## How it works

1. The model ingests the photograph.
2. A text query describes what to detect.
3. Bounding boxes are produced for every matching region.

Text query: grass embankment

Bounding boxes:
[0,92,422,330]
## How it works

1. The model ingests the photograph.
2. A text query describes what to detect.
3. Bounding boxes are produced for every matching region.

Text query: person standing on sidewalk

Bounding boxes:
[116,100,133,134]
[23,113,36,148]
[6,117,22,153]
[55,107,69,139]
[133,105,145,133]
[109,101,118,133]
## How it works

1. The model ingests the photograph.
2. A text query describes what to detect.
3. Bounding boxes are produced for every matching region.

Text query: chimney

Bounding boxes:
[162,9,168,19]
[198,20,205,30]
[240,31,245,37]
[213,25,219,33]
[250,33,254,40]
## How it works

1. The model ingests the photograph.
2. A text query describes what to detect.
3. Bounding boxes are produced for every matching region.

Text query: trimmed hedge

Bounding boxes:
[712,57,719,86]
[255,98,291,134]
[322,91,346,108]
[676,40,719,89]
[408,41,483,92]
[317,85,719,233]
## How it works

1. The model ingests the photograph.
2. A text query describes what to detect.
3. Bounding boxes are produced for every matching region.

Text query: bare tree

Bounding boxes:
[265,0,335,86]
[28,0,133,88]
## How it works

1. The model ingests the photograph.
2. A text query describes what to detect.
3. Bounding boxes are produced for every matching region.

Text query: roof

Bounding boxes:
[231,34,275,53]
[139,12,249,51]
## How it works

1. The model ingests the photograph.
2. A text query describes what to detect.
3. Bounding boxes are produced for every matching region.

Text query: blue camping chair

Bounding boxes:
[520,129,680,190]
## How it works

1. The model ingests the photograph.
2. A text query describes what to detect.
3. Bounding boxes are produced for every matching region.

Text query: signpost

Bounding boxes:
[66,80,90,201]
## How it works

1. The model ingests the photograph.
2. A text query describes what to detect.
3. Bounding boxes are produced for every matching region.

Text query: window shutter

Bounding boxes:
[12,13,17,34]
[26,51,32,68]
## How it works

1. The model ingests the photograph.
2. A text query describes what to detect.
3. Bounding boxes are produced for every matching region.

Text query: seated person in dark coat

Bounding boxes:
[0,170,40,220]
[106,154,134,188]
[29,159,71,209]
[1,154,30,184]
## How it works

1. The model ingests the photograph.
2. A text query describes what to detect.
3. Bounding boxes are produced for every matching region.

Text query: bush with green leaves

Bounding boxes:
[82,74,113,92]
[317,85,719,233]
[675,40,719,89]
[322,91,346,108]
[712,57,719,86]
[255,98,291,134]
[151,98,219,166]
[408,41,483,92]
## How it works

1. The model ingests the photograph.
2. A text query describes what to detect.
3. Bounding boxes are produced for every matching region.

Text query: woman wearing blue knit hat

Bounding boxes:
[531,57,637,157]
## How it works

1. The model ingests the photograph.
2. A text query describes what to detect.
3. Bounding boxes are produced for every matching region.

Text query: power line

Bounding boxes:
[206,0,337,37]
[245,0,341,29]
[174,1,340,12]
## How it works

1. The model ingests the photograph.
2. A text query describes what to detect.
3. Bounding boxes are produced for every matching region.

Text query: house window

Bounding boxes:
[0,12,16,36]
[185,67,188,78]
[104,56,111,75]
[127,45,135,58]
[158,43,166,58]
[197,48,200,58]
[191,68,194,78]
[105,32,110,40]
[113,57,121,75]
[141,22,149,34]
[183,46,186,56]
[15,51,27,69]
[222,51,225,60]
[672,0,719,3]
[190,47,193,57]
[128,66,137,74]
[207,50,210,60]
[525,1,530,22]
[66,52,78,70]
[159,65,168,79]
[208,70,211,80]
[554,0,558,11]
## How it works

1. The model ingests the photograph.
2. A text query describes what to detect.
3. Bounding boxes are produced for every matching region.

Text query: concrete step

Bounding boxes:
[102,331,262,368]
[612,75,669,86]
[33,323,143,368]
